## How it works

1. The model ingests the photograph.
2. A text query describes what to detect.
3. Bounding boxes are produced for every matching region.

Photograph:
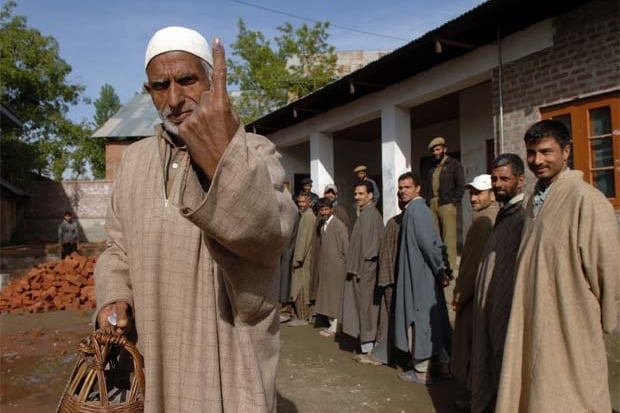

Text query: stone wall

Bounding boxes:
[21,180,113,243]
[493,0,619,160]
[105,140,134,180]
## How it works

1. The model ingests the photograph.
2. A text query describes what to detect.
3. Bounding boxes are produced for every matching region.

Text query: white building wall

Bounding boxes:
[459,82,494,234]
[278,143,309,194]
[310,132,335,197]
[381,105,412,220]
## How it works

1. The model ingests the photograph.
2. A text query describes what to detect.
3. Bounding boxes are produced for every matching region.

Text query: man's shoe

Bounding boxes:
[398,369,433,385]
[353,353,382,366]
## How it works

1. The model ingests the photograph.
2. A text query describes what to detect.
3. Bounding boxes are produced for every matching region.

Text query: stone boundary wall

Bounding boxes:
[21,180,113,243]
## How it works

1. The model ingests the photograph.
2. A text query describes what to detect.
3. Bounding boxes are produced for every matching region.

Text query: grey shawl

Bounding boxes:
[394,198,451,360]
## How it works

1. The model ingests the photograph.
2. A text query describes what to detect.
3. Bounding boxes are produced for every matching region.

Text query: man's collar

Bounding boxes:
[503,192,524,208]
[157,124,187,149]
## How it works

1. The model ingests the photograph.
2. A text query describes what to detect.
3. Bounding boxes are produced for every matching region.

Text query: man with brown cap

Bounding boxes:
[323,184,350,229]
[422,137,464,271]
[353,165,380,205]
[93,26,297,412]
[300,177,319,210]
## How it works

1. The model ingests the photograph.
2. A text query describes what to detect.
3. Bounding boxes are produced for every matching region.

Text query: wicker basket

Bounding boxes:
[57,328,145,413]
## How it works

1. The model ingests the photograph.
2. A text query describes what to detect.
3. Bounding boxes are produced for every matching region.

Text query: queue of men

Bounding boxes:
[280,122,618,413]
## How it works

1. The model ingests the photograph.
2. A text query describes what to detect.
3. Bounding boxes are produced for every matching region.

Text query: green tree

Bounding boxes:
[228,19,337,123]
[0,1,89,182]
[93,84,121,128]
[75,83,121,179]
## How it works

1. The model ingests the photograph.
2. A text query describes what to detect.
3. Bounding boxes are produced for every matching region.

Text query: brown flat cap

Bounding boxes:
[428,136,446,150]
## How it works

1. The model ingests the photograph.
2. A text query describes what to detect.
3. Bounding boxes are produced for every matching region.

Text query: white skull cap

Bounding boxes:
[145,26,213,69]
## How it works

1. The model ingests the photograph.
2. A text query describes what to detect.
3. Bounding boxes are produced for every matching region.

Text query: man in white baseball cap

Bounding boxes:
[94,26,297,412]
[450,174,498,410]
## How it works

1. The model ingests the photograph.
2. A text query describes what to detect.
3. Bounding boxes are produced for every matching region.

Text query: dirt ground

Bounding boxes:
[0,245,618,412]
[0,309,468,413]
[2,310,619,413]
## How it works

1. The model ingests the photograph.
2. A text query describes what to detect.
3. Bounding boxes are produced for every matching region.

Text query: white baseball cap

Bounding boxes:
[465,174,492,191]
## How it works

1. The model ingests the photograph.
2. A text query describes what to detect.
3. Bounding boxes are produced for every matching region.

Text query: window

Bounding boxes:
[541,91,620,208]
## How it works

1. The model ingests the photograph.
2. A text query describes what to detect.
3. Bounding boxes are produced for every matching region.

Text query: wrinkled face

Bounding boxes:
[526,136,570,186]
[144,51,211,136]
[397,177,419,205]
[491,165,524,203]
[297,195,310,212]
[469,188,494,212]
[355,170,367,180]
[354,184,373,207]
[430,145,447,160]
[319,206,333,220]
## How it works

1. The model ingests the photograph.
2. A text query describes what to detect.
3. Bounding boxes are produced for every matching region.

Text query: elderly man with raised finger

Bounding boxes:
[93,26,297,413]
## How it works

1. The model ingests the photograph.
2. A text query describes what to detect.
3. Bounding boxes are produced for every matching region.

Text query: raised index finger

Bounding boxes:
[211,37,228,99]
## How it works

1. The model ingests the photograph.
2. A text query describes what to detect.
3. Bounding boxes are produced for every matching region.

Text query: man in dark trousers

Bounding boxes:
[58,211,79,259]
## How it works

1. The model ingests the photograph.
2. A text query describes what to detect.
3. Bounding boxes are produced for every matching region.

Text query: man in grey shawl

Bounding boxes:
[94,26,297,413]
[341,180,384,357]
[470,153,525,413]
[394,172,452,385]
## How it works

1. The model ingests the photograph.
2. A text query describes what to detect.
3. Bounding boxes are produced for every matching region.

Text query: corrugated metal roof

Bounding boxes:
[0,178,30,197]
[92,94,160,138]
[246,0,591,135]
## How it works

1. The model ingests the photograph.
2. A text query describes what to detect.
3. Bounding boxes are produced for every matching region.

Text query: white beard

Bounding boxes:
[159,111,179,136]
[158,102,197,137]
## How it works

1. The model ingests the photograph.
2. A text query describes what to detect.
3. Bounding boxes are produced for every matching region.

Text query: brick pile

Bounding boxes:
[0,253,98,314]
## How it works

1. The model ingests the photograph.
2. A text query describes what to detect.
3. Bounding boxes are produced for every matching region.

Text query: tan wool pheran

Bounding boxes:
[94,125,298,413]
[496,170,619,413]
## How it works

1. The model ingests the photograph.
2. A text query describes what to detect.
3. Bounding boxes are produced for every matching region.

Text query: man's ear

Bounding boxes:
[143,82,151,93]
[562,144,571,162]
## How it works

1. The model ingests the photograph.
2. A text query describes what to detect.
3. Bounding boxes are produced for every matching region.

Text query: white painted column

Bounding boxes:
[310,131,334,196]
[381,105,412,222]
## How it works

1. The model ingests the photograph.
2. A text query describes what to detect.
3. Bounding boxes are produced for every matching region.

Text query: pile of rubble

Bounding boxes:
[0,253,98,314]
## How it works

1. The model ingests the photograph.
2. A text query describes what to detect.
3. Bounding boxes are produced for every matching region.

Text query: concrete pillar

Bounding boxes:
[310,131,334,196]
[381,105,412,222]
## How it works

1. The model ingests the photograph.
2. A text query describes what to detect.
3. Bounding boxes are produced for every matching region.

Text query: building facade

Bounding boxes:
[247,0,619,235]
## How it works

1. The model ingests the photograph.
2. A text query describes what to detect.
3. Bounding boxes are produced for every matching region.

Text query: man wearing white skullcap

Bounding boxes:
[94,26,297,413]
